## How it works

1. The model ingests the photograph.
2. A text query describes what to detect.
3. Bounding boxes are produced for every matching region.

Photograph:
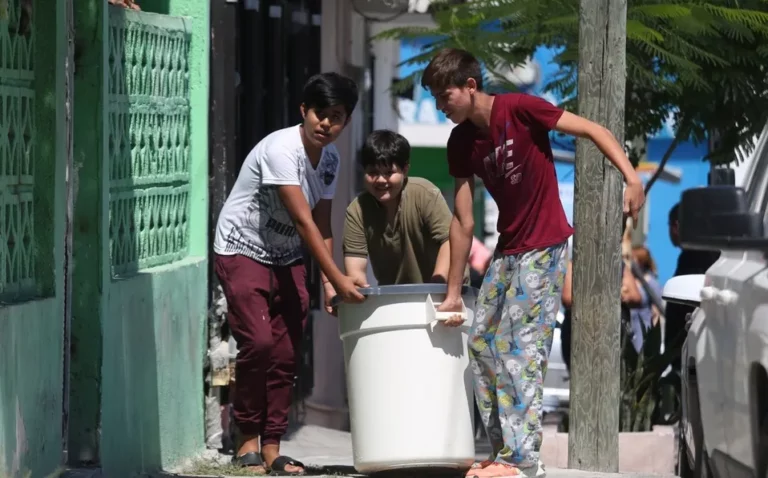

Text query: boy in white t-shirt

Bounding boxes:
[213,72,366,475]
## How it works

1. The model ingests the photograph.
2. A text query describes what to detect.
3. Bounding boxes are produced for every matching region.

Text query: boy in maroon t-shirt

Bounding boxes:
[424,49,645,478]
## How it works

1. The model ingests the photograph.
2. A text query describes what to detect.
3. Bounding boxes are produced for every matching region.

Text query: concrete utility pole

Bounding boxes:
[568,0,627,472]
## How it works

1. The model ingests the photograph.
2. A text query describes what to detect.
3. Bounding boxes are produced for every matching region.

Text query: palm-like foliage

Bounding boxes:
[377,0,768,186]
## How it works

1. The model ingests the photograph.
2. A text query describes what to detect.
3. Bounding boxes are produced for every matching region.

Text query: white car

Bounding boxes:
[663,162,768,478]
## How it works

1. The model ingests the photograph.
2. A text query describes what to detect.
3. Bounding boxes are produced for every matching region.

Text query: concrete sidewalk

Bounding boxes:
[167,425,677,478]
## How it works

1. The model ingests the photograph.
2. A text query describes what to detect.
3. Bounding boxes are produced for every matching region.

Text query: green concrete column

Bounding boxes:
[69,0,109,465]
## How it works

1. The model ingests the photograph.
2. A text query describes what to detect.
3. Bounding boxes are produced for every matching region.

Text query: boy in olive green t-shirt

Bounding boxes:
[343,129,464,286]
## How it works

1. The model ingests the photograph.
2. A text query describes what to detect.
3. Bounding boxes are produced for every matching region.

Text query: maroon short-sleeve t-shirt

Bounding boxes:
[447,93,573,255]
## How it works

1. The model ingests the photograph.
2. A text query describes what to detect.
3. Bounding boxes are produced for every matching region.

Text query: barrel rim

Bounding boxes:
[330,284,479,307]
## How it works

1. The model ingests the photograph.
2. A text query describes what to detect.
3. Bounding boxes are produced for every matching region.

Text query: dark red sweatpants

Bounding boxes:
[214,253,309,445]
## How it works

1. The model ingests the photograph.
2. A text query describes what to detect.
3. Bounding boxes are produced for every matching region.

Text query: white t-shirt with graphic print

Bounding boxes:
[214,125,340,266]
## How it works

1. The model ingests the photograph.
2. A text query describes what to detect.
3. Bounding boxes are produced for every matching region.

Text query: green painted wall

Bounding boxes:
[106,1,211,470]
[409,146,454,192]
[0,0,67,476]
[3,0,209,475]
[0,300,64,478]
[101,258,206,475]
[145,0,210,258]
[409,146,487,238]
[68,0,210,475]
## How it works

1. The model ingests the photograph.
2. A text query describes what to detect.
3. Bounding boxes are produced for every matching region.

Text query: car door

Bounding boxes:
[695,252,736,476]
[717,250,760,478]
[744,263,768,478]
[719,129,768,478]
[726,251,768,478]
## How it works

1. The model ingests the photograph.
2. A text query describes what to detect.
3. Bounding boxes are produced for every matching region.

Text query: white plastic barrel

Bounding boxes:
[335,284,479,474]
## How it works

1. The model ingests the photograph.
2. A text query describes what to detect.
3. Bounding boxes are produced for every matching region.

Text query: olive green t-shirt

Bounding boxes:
[343,177,456,286]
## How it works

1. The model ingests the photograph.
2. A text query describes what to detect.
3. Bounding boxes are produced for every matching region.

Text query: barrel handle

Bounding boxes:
[425,294,467,323]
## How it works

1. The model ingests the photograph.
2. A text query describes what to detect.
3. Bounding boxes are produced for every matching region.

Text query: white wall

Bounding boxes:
[304,0,369,430]
[371,34,399,132]
[370,14,444,147]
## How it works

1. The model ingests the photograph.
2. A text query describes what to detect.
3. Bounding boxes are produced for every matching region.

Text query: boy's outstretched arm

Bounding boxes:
[342,204,371,289]
[315,198,365,314]
[437,177,475,326]
[424,190,453,283]
[277,186,365,304]
[344,257,369,286]
[313,199,334,270]
[554,111,645,224]
[431,241,451,283]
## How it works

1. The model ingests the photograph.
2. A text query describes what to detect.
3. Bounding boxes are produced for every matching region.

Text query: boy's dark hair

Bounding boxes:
[421,48,484,92]
[302,72,359,117]
[361,130,410,171]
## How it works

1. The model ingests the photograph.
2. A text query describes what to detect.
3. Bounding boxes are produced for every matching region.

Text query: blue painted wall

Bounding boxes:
[642,140,710,284]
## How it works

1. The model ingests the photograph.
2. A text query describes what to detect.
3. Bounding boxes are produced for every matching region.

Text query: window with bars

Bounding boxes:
[0,0,36,301]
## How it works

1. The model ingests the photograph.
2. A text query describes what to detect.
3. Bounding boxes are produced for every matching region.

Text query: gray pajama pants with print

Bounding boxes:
[469,241,568,475]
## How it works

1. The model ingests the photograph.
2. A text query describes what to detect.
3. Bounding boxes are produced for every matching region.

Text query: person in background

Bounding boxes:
[628,245,664,353]
[560,242,643,372]
[343,129,468,287]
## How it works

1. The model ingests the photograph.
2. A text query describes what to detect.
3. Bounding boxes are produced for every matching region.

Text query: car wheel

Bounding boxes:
[760,408,768,478]
[678,426,694,478]
[684,364,712,478]
[695,448,712,478]
[677,413,707,478]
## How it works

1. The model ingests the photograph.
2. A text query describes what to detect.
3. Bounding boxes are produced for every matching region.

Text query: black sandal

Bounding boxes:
[267,455,306,476]
[232,451,267,474]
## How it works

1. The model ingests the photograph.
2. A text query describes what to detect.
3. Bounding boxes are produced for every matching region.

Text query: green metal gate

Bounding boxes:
[0,0,70,476]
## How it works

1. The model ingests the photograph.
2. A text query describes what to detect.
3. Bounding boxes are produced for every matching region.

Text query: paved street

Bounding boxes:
[168,425,677,478]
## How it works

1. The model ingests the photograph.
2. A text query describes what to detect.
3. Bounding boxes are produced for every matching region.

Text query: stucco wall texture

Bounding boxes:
[0,300,65,478]
[99,0,210,473]
[102,259,207,475]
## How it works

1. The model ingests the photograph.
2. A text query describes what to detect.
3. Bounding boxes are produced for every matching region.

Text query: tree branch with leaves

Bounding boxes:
[378,0,768,193]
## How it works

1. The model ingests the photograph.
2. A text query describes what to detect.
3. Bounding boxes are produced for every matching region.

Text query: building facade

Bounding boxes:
[0,0,210,476]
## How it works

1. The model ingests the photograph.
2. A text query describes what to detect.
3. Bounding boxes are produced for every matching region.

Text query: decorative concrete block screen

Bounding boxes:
[0,0,36,299]
[107,9,191,276]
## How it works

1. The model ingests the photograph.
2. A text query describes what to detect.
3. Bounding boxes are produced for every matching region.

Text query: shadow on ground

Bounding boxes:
[182,461,473,478]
